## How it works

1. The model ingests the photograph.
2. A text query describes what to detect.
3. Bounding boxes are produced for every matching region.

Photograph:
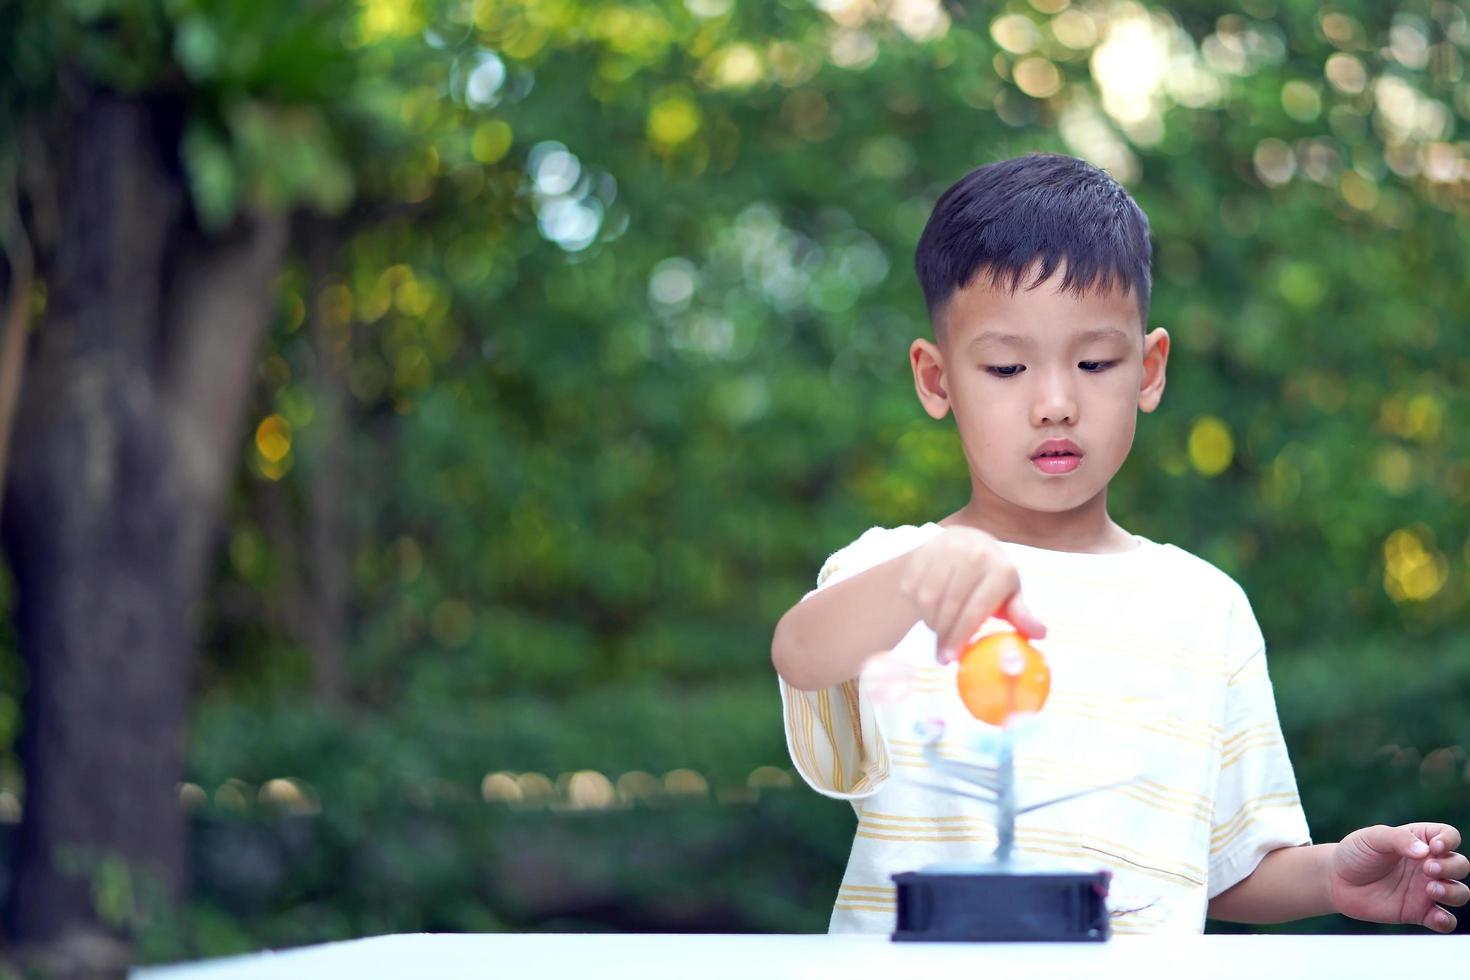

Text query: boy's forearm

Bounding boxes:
[1206,844,1336,923]
[771,550,923,691]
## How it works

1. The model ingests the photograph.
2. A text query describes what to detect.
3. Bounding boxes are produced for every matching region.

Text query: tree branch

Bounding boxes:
[162,207,290,554]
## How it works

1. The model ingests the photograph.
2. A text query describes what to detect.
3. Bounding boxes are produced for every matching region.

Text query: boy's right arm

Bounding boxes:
[771,526,1045,692]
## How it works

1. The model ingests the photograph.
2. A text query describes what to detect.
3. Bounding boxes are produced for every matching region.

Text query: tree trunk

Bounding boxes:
[0,189,33,518]
[0,90,287,949]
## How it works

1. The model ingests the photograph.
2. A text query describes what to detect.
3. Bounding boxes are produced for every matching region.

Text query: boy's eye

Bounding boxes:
[1078,360,1117,372]
[986,365,1025,378]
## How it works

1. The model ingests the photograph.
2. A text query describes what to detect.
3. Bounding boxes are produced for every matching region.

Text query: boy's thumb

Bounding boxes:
[1002,594,1046,640]
[1395,827,1430,859]
[1356,824,1428,859]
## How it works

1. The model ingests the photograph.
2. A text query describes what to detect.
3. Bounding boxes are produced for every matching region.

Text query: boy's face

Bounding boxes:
[910,266,1169,528]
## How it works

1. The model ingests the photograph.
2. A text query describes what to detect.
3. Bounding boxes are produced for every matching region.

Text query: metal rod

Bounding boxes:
[1015,779,1138,816]
[995,720,1016,862]
[900,781,999,806]
[919,738,1000,787]
[924,761,1001,793]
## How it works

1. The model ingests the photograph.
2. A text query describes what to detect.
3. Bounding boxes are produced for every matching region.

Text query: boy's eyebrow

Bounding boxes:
[967,327,1131,352]
[1078,327,1131,344]
[967,331,1027,350]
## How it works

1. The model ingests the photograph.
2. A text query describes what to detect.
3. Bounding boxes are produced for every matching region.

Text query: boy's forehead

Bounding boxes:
[937,268,1142,345]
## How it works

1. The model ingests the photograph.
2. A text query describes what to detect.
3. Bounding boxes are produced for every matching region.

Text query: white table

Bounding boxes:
[134,931,1469,979]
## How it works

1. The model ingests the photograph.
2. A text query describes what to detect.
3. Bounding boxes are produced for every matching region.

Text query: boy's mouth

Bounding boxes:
[1031,439,1083,475]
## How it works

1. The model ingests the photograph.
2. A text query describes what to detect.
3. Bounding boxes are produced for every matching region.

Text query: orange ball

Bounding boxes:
[955,631,1051,726]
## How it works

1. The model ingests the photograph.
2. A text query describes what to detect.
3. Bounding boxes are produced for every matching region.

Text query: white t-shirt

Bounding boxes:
[778,522,1311,934]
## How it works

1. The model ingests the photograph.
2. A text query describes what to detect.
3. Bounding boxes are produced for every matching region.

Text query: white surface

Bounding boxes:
[133,931,1469,980]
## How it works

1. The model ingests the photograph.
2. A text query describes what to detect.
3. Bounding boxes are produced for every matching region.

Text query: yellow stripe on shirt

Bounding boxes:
[781,686,817,786]
[841,679,864,758]
[1211,795,1305,854]
[1220,733,1288,770]
[1221,722,1281,752]
[816,688,845,790]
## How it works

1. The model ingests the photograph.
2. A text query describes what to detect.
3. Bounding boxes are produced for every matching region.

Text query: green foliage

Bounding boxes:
[158,688,844,955]
[4,0,1470,958]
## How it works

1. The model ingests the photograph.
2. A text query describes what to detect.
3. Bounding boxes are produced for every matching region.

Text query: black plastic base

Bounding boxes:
[892,868,1112,942]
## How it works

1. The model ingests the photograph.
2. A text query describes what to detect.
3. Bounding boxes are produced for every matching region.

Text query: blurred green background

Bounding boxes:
[1,0,1469,965]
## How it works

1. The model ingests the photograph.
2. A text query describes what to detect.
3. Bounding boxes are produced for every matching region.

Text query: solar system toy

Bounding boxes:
[890,631,1116,943]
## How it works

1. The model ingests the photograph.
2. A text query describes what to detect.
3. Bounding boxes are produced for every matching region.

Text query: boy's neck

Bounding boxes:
[939,495,1137,554]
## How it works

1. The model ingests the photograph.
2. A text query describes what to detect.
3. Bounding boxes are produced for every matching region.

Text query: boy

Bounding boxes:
[770,153,1467,934]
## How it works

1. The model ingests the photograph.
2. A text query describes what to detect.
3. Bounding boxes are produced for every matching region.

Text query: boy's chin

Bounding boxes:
[993,482,1108,515]
[1013,498,1097,515]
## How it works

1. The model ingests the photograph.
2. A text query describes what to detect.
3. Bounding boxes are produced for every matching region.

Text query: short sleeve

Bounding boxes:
[779,525,932,801]
[802,526,902,598]
[1206,592,1313,898]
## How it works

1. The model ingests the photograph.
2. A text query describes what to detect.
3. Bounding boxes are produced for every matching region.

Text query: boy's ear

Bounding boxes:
[1138,327,1169,413]
[911,338,951,420]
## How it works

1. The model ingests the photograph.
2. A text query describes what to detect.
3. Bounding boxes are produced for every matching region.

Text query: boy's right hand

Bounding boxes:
[898,526,1045,664]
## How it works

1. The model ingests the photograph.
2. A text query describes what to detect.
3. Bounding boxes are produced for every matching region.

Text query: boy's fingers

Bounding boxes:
[1392,827,1431,859]
[1432,826,1463,854]
[898,548,928,598]
[932,562,969,660]
[948,580,1013,660]
[1425,852,1470,882]
[902,547,942,623]
[915,557,956,659]
[939,578,995,661]
[1422,906,1458,933]
[1002,594,1046,640]
[1428,879,1470,908]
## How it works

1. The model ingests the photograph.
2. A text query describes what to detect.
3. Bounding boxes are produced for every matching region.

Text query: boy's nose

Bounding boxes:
[1032,379,1077,426]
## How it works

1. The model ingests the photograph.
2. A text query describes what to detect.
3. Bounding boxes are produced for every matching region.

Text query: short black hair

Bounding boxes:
[914,153,1152,335]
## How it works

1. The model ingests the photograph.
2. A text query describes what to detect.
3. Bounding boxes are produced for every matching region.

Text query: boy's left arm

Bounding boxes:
[1208,822,1469,932]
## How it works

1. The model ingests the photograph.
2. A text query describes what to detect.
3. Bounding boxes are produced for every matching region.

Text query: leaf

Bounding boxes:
[181,118,240,230]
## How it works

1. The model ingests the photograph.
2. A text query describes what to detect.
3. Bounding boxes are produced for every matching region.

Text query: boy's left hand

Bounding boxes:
[1329,823,1468,932]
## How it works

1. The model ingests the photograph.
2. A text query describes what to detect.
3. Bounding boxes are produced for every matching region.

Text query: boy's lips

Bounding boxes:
[1031,439,1083,475]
